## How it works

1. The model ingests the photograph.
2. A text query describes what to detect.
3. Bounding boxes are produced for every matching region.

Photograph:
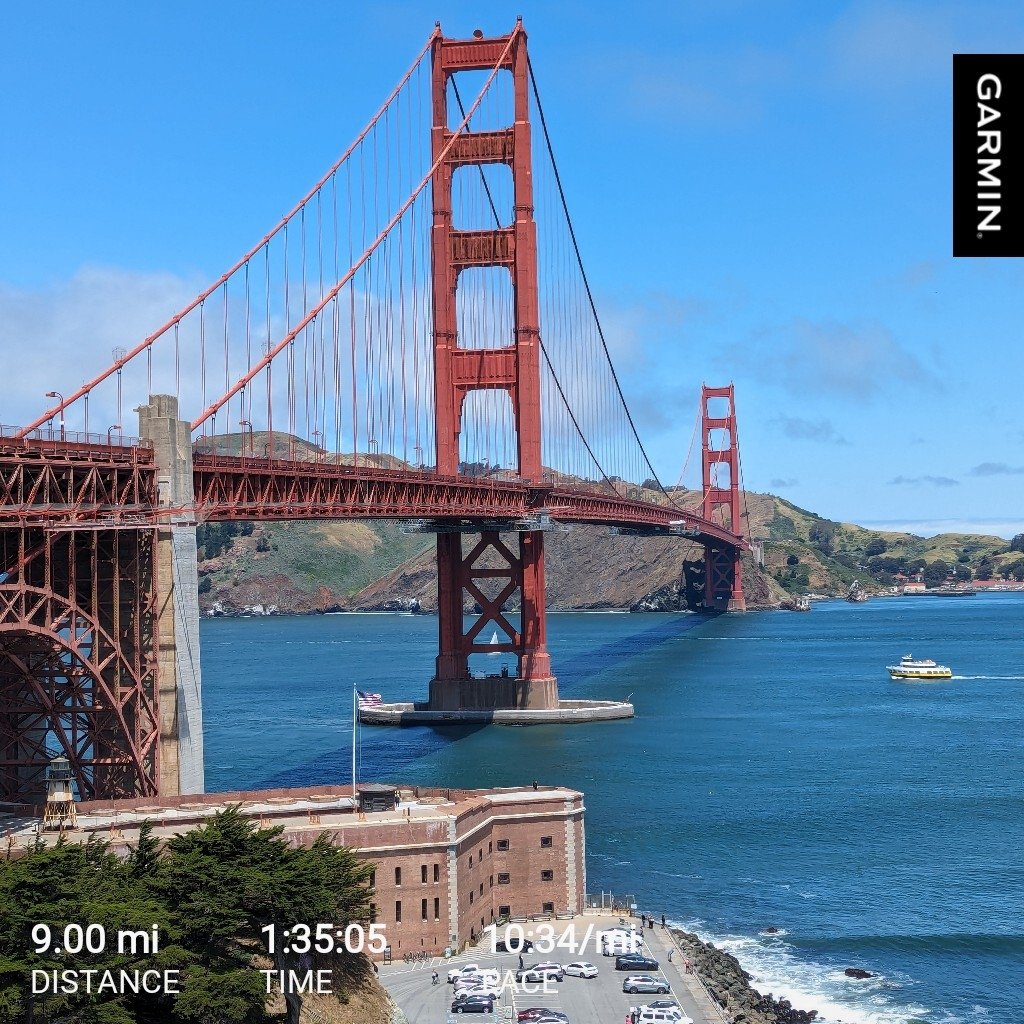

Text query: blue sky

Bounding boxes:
[3,1,1024,536]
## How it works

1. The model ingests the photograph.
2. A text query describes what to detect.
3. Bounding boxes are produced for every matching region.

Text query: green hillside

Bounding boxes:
[190,438,1022,613]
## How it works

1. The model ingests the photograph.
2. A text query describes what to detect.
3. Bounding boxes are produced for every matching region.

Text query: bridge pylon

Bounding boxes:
[701,384,746,612]
[427,23,557,711]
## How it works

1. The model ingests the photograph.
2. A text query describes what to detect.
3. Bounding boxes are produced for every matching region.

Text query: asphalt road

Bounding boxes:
[377,922,710,1024]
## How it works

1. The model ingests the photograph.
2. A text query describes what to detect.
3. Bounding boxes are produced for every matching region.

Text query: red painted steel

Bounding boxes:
[0,444,160,801]
[700,384,746,610]
[15,30,442,442]
[188,31,517,433]
[430,24,553,685]
[0,447,746,545]
[1,23,751,801]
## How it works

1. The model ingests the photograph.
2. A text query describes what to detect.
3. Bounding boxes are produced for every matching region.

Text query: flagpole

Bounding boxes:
[352,685,358,800]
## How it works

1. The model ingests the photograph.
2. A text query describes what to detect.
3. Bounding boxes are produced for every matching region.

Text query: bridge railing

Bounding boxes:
[0,425,153,468]
[1,424,148,449]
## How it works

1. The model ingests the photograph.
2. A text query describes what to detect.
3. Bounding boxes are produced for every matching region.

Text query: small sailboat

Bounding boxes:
[487,629,501,655]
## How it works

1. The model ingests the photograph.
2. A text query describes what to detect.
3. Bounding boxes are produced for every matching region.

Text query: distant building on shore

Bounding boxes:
[0,783,585,956]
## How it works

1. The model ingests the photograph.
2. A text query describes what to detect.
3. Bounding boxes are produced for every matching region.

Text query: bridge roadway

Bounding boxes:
[0,440,746,552]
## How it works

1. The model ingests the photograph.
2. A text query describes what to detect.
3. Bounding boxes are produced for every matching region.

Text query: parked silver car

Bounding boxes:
[622,974,670,994]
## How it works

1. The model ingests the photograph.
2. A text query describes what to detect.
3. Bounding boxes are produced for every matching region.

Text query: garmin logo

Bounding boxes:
[954,55,1023,256]
[976,73,1002,232]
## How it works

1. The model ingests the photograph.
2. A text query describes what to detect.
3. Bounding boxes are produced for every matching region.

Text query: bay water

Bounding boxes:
[201,594,1024,1024]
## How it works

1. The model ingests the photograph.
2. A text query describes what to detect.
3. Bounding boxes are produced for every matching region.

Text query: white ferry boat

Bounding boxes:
[887,655,952,680]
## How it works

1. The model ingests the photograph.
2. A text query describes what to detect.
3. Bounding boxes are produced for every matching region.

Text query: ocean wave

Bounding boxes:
[795,933,1024,957]
[664,921,977,1024]
[950,674,1024,681]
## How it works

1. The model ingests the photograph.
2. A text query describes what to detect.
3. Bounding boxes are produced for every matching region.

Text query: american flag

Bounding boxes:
[357,690,382,709]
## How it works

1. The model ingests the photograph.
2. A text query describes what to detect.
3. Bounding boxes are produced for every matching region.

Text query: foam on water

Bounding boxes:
[950,674,1024,680]
[672,919,945,1024]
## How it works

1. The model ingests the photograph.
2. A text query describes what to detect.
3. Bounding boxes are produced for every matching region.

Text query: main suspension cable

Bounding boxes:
[526,56,684,511]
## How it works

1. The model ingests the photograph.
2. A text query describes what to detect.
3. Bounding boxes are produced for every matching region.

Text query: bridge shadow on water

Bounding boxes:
[251,611,719,790]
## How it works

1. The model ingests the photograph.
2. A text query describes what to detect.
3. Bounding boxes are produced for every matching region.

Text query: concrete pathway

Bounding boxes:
[642,921,730,1024]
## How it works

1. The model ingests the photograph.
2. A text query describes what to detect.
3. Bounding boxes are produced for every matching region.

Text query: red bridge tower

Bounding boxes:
[427,24,557,711]
[701,384,746,612]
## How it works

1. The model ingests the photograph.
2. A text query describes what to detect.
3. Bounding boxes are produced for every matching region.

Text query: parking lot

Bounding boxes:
[378,918,710,1024]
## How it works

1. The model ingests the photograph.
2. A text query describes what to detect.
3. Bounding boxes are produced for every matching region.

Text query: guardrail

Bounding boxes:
[584,891,637,912]
[1,424,148,449]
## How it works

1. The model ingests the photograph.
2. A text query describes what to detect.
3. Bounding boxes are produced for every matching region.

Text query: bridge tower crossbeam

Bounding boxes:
[427,23,557,711]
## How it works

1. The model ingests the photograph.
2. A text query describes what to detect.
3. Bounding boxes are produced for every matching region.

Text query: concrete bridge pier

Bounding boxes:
[138,395,204,795]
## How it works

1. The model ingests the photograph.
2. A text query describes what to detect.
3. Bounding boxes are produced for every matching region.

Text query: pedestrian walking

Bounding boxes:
[684,957,692,974]
[668,948,673,963]
[518,954,524,971]
[661,914,666,928]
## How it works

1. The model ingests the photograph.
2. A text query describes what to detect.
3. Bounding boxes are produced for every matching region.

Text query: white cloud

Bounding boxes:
[827,1,956,92]
[730,317,934,399]
[771,415,849,445]
[0,265,201,432]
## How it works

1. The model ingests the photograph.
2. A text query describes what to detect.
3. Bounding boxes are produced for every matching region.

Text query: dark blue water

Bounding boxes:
[202,596,1024,1024]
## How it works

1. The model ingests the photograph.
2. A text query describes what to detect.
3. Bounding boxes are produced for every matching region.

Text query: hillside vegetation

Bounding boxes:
[744,492,1016,597]
[195,484,1019,615]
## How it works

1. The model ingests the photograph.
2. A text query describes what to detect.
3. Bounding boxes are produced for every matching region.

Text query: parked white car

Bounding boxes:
[602,933,643,956]
[448,963,482,983]
[456,984,501,1001]
[634,1008,691,1023]
[562,961,598,978]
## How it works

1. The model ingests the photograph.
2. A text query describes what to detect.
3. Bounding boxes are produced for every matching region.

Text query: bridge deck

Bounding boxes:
[0,443,744,550]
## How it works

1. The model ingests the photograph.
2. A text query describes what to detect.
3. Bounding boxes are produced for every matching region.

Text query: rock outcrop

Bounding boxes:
[671,928,819,1024]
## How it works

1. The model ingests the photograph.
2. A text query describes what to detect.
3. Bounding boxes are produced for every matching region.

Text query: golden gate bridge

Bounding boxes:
[0,21,747,804]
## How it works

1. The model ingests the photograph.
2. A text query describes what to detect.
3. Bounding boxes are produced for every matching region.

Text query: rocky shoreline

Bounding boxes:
[670,927,820,1024]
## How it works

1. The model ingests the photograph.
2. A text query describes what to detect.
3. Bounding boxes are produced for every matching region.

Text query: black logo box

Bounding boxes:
[953,54,1024,257]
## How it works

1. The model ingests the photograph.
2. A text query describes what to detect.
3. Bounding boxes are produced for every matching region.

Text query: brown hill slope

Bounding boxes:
[196,487,1015,615]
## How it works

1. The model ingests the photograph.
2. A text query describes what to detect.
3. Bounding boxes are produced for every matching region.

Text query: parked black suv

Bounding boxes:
[496,937,535,953]
[615,953,660,972]
[452,994,495,1014]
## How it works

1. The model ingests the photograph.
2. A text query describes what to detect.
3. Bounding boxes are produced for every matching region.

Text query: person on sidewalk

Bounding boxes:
[668,948,674,963]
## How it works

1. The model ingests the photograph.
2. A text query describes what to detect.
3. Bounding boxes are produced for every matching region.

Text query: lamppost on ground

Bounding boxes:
[45,391,65,441]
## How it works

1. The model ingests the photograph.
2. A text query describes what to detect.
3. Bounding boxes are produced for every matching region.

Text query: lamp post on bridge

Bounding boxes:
[106,424,121,448]
[45,391,65,442]
[239,419,254,458]
[312,429,323,462]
